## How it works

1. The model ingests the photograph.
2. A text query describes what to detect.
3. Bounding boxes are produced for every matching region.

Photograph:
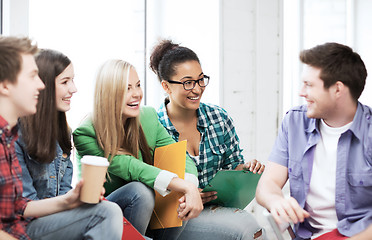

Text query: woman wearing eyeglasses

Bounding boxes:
[150,39,266,240]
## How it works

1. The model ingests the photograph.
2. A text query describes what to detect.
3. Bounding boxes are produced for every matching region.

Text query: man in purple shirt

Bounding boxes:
[256,42,372,239]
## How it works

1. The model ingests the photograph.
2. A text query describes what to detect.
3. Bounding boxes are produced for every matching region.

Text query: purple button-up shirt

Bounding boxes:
[269,102,372,239]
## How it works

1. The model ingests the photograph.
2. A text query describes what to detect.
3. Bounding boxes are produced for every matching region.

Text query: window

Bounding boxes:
[283,0,372,112]
[145,0,220,110]
[0,0,3,34]
[27,0,220,130]
[28,0,146,130]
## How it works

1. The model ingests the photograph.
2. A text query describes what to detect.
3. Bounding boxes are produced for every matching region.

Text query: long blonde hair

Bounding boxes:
[93,59,152,164]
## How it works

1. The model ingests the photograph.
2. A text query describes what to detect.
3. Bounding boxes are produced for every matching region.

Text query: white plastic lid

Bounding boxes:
[81,155,109,166]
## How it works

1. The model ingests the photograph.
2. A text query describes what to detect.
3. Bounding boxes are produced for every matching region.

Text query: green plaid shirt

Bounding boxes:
[157,101,244,188]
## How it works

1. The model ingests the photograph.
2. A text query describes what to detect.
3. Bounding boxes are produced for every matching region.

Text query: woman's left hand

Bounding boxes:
[235,159,265,174]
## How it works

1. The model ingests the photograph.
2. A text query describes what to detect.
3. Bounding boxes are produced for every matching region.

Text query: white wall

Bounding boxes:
[3,0,283,164]
[147,0,284,163]
[28,0,146,131]
[2,0,29,35]
[145,0,220,108]
[283,0,372,109]
[220,0,283,162]
[355,0,372,106]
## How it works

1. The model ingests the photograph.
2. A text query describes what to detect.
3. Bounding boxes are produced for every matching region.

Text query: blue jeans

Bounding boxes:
[148,224,185,240]
[26,200,123,240]
[176,205,266,240]
[106,181,155,235]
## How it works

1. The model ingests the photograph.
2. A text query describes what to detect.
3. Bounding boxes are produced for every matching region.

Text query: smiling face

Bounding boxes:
[8,54,45,119]
[299,65,337,120]
[55,63,77,112]
[164,60,205,111]
[121,67,143,120]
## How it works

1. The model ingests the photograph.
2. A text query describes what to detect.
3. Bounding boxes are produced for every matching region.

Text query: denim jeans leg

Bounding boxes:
[148,221,187,240]
[26,200,123,240]
[177,205,266,240]
[106,181,155,235]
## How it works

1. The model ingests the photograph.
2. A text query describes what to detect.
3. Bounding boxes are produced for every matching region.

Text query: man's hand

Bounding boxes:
[24,179,85,218]
[269,196,310,225]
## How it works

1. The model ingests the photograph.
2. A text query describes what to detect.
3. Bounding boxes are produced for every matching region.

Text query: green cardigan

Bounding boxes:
[73,106,198,195]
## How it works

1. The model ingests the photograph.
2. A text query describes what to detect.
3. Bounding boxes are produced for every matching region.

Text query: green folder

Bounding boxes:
[202,170,261,209]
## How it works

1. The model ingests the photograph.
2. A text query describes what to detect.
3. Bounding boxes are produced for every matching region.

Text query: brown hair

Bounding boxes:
[149,39,200,82]
[300,42,367,101]
[93,59,153,165]
[0,36,38,84]
[19,49,72,163]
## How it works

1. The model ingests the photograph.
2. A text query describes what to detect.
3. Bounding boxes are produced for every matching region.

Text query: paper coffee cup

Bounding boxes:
[80,155,109,204]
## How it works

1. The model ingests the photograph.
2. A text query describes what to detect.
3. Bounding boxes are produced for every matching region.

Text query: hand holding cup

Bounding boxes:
[80,155,109,204]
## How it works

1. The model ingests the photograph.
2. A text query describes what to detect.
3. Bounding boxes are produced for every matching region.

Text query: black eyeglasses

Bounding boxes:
[166,75,210,90]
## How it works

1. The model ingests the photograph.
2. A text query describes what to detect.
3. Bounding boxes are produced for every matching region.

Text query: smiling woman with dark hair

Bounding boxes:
[17,49,76,199]
[150,39,266,240]
[14,48,123,240]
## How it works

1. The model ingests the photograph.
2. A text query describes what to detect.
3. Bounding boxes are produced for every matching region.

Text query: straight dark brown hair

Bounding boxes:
[20,49,72,163]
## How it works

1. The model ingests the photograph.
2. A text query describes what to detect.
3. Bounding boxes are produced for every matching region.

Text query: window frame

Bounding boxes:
[0,0,3,34]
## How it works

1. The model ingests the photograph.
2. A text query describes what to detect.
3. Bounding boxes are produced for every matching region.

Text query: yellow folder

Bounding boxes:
[149,140,187,229]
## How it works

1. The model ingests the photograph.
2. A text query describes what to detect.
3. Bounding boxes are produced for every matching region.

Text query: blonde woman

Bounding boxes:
[73,59,203,238]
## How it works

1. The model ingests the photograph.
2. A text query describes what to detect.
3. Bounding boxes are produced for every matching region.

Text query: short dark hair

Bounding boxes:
[149,39,200,82]
[300,42,367,101]
[0,36,38,84]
